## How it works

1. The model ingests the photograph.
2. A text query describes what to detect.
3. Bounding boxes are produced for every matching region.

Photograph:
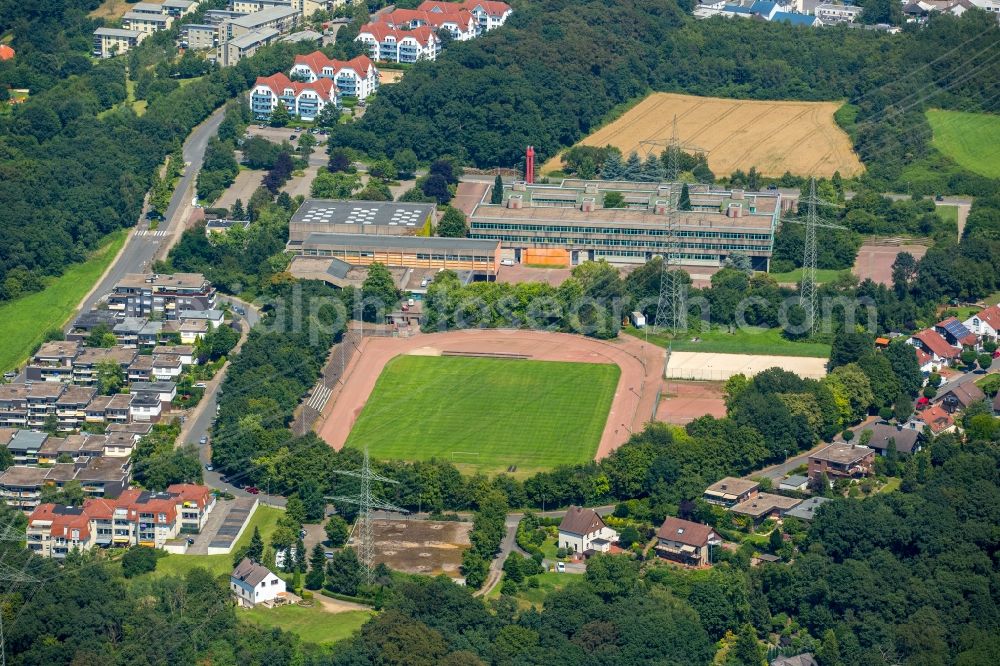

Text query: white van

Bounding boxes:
[500,258,516,267]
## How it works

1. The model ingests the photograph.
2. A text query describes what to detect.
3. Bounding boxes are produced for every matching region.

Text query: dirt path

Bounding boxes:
[315,595,372,614]
[315,329,665,461]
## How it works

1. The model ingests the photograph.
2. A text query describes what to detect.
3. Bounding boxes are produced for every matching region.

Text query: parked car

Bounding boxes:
[935,194,944,201]
[245,486,260,495]
[205,464,213,471]
[325,551,335,559]
[194,382,207,389]
[289,134,297,141]
[199,436,208,445]
[556,562,566,573]
[500,258,515,267]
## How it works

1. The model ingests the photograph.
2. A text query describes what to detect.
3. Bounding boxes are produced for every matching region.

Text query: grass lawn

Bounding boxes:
[506,572,576,610]
[926,109,1000,179]
[148,505,285,579]
[627,326,831,358]
[878,477,902,494]
[241,605,373,644]
[764,268,849,284]
[345,356,619,477]
[0,230,126,374]
[936,204,958,226]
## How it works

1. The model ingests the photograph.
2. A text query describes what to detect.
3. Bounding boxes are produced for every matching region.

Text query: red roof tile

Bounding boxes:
[254,73,337,100]
[913,330,959,359]
[973,305,1000,330]
[657,517,716,547]
[293,52,377,79]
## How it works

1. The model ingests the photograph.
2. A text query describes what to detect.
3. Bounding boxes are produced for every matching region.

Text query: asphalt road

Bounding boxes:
[74,107,227,319]
[190,296,280,504]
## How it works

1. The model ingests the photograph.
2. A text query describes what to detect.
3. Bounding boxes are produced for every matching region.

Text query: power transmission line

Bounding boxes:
[781,178,846,331]
[326,447,406,585]
[0,520,33,666]
[654,116,703,333]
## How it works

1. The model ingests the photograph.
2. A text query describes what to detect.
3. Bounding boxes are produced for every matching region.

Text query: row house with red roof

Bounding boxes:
[355,23,440,63]
[251,73,340,121]
[26,483,215,557]
[289,52,380,100]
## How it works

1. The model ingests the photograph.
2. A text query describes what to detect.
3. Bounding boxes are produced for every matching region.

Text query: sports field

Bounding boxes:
[344,355,619,476]
[927,109,1000,179]
[542,92,863,178]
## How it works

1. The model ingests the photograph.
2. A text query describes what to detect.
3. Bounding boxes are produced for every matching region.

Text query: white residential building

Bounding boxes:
[93,28,147,58]
[964,304,1000,340]
[122,10,174,34]
[356,24,440,64]
[289,51,380,100]
[557,506,618,555]
[814,3,863,21]
[251,72,340,121]
[231,558,287,607]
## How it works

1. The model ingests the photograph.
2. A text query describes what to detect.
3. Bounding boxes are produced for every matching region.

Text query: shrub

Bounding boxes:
[122,546,163,578]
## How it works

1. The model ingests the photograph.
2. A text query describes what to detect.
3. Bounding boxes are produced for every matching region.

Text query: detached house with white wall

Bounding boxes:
[964,304,1000,341]
[230,558,287,607]
[557,506,618,556]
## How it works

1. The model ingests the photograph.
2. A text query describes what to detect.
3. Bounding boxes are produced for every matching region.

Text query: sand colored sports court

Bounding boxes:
[656,380,727,426]
[665,350,828,380]
[542,92,863,178]
[315,329,665,461]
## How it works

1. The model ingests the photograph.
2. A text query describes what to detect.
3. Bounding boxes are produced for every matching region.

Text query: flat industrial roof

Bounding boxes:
[301,233,500,252]
[291,199,436,229]
[470,204,776,230]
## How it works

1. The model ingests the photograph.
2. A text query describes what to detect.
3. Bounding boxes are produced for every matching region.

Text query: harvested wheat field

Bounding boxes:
[543,92,863,178]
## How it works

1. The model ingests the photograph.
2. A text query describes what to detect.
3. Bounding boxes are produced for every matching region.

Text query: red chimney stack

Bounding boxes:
[526,146,535,184]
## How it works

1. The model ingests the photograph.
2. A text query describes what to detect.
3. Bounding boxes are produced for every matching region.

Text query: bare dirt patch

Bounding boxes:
[657,380,727,425]
[370,519,471,578]
[852,242,930,285]
[543,92,862,178]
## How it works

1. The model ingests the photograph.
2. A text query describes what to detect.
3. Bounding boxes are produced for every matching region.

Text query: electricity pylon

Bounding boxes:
[0,519,33,666]
[327,448,406,585]
[782,178,846,331]
[654,116,703,332]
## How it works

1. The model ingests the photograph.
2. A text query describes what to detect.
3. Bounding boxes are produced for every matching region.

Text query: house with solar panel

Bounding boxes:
[934,317,979,350]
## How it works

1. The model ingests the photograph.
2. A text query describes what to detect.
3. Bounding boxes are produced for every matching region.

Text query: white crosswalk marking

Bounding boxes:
[306,383,332,411]
[135,229,168,237]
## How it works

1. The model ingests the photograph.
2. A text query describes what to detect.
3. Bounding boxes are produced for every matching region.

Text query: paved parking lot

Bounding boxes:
[245,125,329,146]
[186,497,257,554]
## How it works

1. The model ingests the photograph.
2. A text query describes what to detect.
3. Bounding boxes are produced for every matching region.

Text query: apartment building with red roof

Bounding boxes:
[418,0,513,33]
[356,23,440,64]
[382,7,479,41]
[25,484,215,557]
[251,72,339,121]
[289,52,380,100]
